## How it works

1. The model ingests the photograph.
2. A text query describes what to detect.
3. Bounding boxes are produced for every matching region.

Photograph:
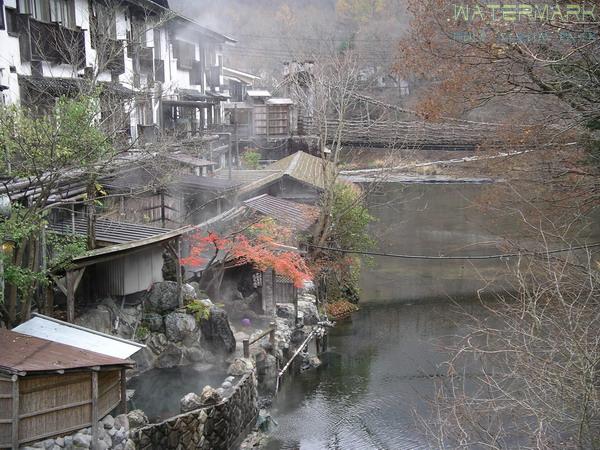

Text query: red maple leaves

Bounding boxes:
[181,222,312,288]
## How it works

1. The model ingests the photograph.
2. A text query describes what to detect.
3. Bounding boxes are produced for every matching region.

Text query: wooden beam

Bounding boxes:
[119,368,127,415]
[11,375,18,450]
[65,268,85,323]
[51,274,68,296]
[66,271,75,323]
[73,268,86,292]
[91,371,99,450]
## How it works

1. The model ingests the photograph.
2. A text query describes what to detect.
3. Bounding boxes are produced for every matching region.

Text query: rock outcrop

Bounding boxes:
[199,306,236,353]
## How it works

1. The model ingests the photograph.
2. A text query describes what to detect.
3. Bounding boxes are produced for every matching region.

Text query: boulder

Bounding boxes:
[156,343,182,368]
[146,333,168,354]
[199,385,222,405]
[199,306,236,353]
[145,281,180,313]
[182,283,197,302]
[101,415,114,429]
[164,312,197,342]
[185,346,211,363]
[276,303,295,319]
[143,313,164,333]
[227,358,254,376]
[72,433,91,448]
[255,352,278,392]
[180,392,203,413]
[127,410,148,429]
[298,300,319,325]
[74,303,113,335]
[114,414,129,431]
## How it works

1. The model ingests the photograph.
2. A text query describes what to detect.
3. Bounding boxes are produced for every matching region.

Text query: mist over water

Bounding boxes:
[128,364,227,421]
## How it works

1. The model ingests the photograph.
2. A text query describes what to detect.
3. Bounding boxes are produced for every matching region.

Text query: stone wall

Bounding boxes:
[129,372,258,450]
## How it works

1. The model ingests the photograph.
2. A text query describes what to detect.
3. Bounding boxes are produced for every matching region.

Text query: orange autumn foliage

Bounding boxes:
[181,224,312,289]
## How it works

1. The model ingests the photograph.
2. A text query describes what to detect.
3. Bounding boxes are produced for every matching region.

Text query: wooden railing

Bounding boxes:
[243,322,276,358]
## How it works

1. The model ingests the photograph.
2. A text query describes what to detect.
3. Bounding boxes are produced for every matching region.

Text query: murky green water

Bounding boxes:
[264,181,599,449]
[264,299,484,450]
[264,182,499,449]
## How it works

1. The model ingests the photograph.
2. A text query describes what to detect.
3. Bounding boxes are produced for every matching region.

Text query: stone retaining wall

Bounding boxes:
[129,372,258,450]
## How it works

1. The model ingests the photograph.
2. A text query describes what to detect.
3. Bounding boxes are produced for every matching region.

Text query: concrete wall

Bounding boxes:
[129,372,258,450]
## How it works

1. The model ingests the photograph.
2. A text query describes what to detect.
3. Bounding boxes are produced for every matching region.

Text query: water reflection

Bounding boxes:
[266,300,483,450]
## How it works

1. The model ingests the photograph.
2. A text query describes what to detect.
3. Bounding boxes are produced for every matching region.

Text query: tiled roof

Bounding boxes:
[0,329,132,375]
[47,217,169,245]
[243,194,319,231]
[266,151,333,191]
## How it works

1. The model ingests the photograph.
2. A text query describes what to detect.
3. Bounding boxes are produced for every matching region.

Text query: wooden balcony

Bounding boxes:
[19,18,85,68]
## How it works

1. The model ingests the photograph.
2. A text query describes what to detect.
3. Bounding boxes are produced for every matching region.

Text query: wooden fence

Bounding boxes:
[0,369,124,449]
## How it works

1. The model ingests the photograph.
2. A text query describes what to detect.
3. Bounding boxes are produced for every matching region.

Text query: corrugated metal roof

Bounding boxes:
[243,194,319,231]
[71,225,194,268]
[47,217,170,245]
[168,153,216,167]
[14,314,144,360]
[0,329,133,375]
[176,174,242,192]
[266,151,332,191]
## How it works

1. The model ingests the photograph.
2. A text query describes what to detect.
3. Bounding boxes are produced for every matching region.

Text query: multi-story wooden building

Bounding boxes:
[0,0,235,141]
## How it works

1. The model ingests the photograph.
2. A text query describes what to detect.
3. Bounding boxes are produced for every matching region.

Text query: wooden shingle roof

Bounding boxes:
[266,151,333,191]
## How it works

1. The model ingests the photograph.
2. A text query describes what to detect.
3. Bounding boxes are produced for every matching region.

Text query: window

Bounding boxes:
[33,0,50,22]
[6,6,18,34]
[50,0,75,28]
[174,40,195,70]
[0,2,5,30]
[19,0,74,27]
[18,0,33,15]
[94,2,116,40]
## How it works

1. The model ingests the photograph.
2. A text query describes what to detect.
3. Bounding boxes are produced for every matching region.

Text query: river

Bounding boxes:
[264,182,516,449]
[266,299,490,449]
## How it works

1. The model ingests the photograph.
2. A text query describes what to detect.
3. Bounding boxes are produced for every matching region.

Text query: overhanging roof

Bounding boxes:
[71,225,193,268]
[48,217,170,245]
[243,194,319,231]
[13,314,145,360]
[247,90,272,98]
[223,67,260,85]
[168,153,216,167]
[0,329,133,375]
[266,151,333,191]
[176,174,242,192]
[266,98,293,105]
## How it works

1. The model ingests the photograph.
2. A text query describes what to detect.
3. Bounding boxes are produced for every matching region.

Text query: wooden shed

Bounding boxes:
[0,327,137,449]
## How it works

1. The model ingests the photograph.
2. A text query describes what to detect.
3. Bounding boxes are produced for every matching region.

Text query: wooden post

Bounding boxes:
[91,371,99,450]
[120,368,128,415]
[243,339,250,358]
[176,238,183,308]
[11,375,18,450]
[66,271,75,323]
[269,322,276,345]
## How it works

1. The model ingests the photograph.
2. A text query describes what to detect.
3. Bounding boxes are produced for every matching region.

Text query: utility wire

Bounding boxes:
[307,242,600,260]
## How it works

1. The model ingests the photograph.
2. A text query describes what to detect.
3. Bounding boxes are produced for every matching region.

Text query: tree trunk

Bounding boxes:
[6,244,25,325]
[86,182,97,250]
